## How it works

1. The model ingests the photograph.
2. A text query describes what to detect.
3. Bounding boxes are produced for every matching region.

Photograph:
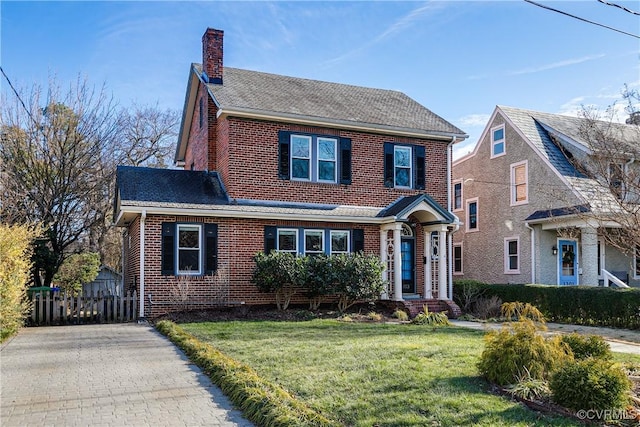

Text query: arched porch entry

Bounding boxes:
[377,195,458,302]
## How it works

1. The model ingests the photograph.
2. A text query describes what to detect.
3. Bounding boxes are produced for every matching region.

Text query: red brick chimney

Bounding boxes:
[202,28,223,84]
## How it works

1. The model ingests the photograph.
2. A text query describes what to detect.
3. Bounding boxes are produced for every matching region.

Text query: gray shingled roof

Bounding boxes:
[117,166,228,205]
[195,64,466,137]
[498,106,631,215]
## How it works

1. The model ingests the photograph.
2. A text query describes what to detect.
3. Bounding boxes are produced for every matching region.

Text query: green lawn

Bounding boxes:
[181,320,590,426]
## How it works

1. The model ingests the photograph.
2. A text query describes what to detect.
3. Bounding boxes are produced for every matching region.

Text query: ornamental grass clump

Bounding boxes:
[411,305,450,326]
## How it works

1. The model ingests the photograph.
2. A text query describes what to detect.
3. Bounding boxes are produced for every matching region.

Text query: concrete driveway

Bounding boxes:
[0,323,254,427]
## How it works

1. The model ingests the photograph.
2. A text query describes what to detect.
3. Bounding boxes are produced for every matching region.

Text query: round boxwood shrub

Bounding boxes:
[478,320,572,386]
[560,333,612,361]
[550,358,631,412]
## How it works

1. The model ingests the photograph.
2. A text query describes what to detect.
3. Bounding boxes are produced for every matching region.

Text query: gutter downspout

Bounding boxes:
[525,222,535,284]
[447,136,456,300]
[139,210,147,319]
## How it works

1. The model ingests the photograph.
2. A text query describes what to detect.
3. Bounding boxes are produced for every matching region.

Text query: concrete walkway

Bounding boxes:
[450,320,640,355]
[0,323,254,427]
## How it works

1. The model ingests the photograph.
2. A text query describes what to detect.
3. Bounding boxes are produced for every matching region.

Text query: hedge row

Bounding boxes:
[453,280,640,330]
[155,320,340,427]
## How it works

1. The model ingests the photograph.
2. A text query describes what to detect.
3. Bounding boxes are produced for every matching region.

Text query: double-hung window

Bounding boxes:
[304,230,324,255]
[383,142,426,189]
[453,243,463,274]
[277,229,298,254]
[504,237,520,274]
[177,224,201,274]
[291,135,312,180]
[511,161,528,205]
[279,131,351,184]
[330,230,350,254]
[466,198,478,232]
[453,180,463,211]
[491,125,505,158]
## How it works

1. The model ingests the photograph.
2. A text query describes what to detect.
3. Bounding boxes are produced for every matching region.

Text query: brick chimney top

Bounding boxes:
[202,28,223,84]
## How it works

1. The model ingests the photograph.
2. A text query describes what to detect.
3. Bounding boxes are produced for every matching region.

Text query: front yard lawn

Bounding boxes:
[181,320,583,426]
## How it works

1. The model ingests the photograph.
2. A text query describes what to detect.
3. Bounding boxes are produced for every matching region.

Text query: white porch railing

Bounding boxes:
[602,269,630,288]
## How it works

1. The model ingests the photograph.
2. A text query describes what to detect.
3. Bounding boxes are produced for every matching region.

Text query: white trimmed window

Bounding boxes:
[330,230,349,254]
[453,180,463,211]
[177,224,202,274]
[510,161,528,205]
[491,125,505,158]
[504,237,520,274]
[304,230,324,255]
[453,243,463,275]
[394,145,413,188]
[290,134,338,183]
[277,229,298,253]
[466,198,478,232]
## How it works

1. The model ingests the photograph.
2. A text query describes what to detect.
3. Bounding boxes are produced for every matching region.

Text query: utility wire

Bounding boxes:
[596,0,640,16]
[524,0,640,39]
[0,65,41,129]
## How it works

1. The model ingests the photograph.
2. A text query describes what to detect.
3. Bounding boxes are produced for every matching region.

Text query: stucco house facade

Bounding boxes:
[452,105,639,288]
[114,28,468,318]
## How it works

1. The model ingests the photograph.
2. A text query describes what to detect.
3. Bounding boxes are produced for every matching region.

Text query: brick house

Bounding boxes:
[452,105,639,288]
[114,28,467,318]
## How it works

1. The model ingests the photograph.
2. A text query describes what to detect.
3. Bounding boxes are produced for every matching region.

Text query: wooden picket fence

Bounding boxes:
[28,290,137,326]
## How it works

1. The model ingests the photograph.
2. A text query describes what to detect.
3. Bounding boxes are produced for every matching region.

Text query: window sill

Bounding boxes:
[504,270,521,275]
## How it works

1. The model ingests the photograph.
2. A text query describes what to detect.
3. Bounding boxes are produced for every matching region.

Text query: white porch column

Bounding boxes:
[581,227,599,286]
[393,224,403,301]
[424,229,432,298]
[380,229,389,299]
[438,230,447,299]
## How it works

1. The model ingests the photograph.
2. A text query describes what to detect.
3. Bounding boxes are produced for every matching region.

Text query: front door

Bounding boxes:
[401,238,415,293]
[558,240,578,285]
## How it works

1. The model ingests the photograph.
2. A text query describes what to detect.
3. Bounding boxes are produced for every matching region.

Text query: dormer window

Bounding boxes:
[491,125,505,158]
[608,162,625,199]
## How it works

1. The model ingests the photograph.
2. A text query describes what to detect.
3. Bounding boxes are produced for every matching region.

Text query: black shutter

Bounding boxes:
[278,131,291,180]
[383,142,394,188]
[161,222,175,275]
[339,137,352,185]
[414,145,426,190]
[264,226,277,253]
[352,229,365,253]
[205,223,218,274]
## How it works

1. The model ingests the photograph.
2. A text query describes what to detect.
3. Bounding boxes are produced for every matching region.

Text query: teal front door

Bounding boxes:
[558,240,578,285]
[401,238,415,293]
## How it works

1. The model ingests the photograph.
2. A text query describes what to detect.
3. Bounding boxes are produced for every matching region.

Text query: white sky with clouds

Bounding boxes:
[2,1,638,159]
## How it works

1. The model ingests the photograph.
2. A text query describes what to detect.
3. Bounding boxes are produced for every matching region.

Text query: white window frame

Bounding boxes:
[452,179,463,211]
[466,198,479,232]
[491,125,505,158]
[394,145,413,189]
[453,242,463,275]
[504,237,520,274]
[177,224,202,275]
[330,230,350,255]
[316,137,337,183]
[290,135,312,181]
[277,228,298,254]
[510,160,529,206]
[304,229,324,255]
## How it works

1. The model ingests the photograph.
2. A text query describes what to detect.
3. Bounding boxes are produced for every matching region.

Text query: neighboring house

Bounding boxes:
[114,28,467,318]
[452,105,640,288]
[82,266,123,296]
